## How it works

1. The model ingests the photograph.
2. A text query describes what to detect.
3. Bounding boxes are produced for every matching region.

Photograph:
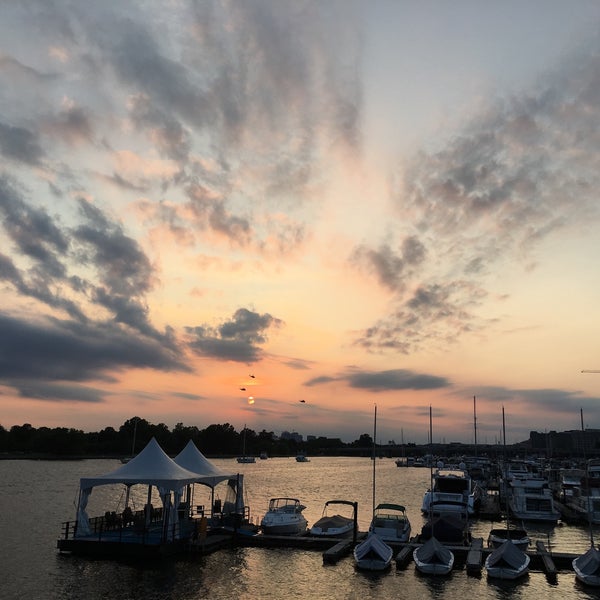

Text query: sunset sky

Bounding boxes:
[1,1,600,445]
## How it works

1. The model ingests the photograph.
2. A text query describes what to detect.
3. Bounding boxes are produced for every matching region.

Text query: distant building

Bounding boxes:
[280,430,303,443]
[529,429,600,455]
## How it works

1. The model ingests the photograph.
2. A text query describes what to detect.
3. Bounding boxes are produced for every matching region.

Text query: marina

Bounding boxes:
[5,453,600,599]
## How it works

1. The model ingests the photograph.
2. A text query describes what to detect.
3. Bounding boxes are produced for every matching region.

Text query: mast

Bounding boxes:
[372,404,377,517]
[473,395,478,458]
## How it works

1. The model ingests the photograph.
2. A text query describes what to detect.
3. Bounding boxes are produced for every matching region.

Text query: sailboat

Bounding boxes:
[237,424,256,463]
[354,405,393,571]
[414,406,454,575]
[485,406,529,580]
[573,457,600,586]
[120,417,138,464]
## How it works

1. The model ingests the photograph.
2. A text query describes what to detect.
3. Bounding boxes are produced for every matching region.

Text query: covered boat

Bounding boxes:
[260,497,307,535]
[310,500,357,537]
[368,503,411,543]
[485,539,530,580]
[353,533,393,571]
[573,546,600,587]
[413,536,454,575]
[487,527,529,551]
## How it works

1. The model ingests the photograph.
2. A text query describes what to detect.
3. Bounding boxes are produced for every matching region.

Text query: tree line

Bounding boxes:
[0,418,374,458]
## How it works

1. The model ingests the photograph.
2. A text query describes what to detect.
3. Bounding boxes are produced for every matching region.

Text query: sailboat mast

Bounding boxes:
[372,404,377,517]
[473,395,478,458]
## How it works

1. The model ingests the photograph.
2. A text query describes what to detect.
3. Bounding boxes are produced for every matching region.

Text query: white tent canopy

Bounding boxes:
[76,437,207,537]
[173,439,233,488]
[80,437,202,491]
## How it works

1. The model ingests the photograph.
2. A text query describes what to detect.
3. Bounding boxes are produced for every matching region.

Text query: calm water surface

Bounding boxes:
[1,456,599,599]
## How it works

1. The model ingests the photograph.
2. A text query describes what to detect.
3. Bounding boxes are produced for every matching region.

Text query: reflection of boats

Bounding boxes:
[413,536,454,575]
[368,503,411,543]
[487,527,529,551]
[485,539,530,580]
[260,497,307,535]
[237,425,256,463]
[310,500,357,537]
[421,468,482,516]
[354,532,393,570]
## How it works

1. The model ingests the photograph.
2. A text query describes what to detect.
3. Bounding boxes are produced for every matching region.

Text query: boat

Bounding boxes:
[120,417,138,463]
[237,424,256,463]
[420,510,469,545]
[353,532,393,571]
[354,404,393,571]
[568,459,600,523]
[572,457,600,586]
[296,453,310,462]
[260,497,308,535]
[507,476,560,523]
[421,468,483,516]
[485,539,530,579]
[413,536,454,575]
[573,545,600,586]
[368,503,411,543]
[487,527,530,551]
[310,500,357,537]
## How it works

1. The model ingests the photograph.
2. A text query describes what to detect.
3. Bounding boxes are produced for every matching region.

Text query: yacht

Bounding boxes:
[421,468,483,516]
[260,497,308,535]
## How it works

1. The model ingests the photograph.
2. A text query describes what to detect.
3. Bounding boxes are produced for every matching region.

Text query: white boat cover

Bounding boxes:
[354,532,393,562]
[574,546,600,577]
[173,440,233,488]
[414,536,453,565]
[486,539,529,570]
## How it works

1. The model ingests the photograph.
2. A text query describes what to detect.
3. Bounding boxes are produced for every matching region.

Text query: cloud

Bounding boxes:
[0,121,44,165]
[304,368,450,391]
[352,42,600,354]
[186,308,283,362]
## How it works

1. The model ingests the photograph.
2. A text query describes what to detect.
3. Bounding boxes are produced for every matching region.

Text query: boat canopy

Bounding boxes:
[486,540,528,570]
[575,546,600,576]
[416,536,453,564]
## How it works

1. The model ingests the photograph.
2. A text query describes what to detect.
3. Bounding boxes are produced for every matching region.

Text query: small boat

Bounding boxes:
[573,545,600,586]
[413,536,454,575]
[485,539,530,580]
[296,453,310,462]
[487,527,529,551]
[368,503,411,543]
[353,532,393,571]
[237,424,256,463]
[572,456,600,586]
[310,500,356,537]
[260,497,308,535]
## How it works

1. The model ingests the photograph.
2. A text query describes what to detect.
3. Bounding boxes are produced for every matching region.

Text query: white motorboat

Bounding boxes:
[310,500,356,537]
[485,539,530,580]
[353,532,393,571]
[507,476,560,523]
[421,468,483,516]
[413,536,454,575]
[260,497,307,535]
[368,503,411,543]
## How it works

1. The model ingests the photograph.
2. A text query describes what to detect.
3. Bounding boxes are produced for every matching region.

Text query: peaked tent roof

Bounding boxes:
[80,437,202,491]
[173,440,234,487]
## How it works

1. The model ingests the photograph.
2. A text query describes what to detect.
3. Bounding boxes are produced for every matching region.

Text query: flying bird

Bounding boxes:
[240,387,246,391]
[249,374,255,378]
[299,399,306,403]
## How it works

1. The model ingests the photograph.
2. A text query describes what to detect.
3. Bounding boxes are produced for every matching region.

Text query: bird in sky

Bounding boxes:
[249,374,255,378]
[240,387,246,391]
[299,399,306,403]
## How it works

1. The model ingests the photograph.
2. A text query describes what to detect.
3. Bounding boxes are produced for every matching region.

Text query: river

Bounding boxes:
[1,456,598,599]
